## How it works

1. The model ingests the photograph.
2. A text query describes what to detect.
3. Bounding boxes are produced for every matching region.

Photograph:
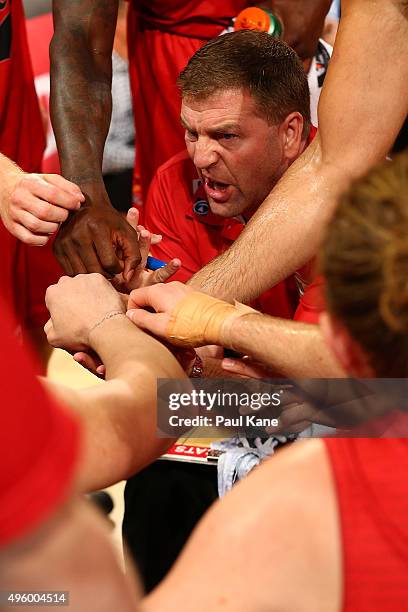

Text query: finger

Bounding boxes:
[73,352,104,377]
[151,259,181,284]
[43,174,85,202]
[115,227,141,282]
[136,224,162,246]
[126,308,167,337]
[92,232,125,277]
[12,192,69,224]
[138,229,151,269]
[276,402,313,430]
[126,207,139,230]
[127,286,159,310]
[7,222,49,246]
[222,358,264,379]
[150,233,162,245]
[13,208,60,235]
[27,176,84,210]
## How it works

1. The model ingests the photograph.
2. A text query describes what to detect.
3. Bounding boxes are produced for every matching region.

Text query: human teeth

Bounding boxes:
[208,180,228,191]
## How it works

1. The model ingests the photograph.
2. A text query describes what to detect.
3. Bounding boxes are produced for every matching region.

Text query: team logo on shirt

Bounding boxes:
[193,199,209,216]
[0,0,11,63]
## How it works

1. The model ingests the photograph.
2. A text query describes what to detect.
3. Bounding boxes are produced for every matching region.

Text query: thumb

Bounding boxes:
[126,308,168,338]
[151,259,181,284]
[126,207,139,230]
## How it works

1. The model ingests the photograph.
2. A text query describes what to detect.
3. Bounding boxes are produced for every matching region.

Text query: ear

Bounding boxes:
[279,112,305,163]
[320,312,375,377]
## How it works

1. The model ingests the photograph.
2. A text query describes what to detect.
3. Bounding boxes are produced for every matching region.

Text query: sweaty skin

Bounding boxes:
[50,0,141,282]
[189,0,408,303]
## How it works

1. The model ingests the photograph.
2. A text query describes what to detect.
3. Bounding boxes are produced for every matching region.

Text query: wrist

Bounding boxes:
[167,292,240,347]
[87,310,127,346]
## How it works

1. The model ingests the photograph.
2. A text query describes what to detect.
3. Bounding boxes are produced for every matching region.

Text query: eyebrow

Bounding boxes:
[180,116,241,135]
[209,123,241,134]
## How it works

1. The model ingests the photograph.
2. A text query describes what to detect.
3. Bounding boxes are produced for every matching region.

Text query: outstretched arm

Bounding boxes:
[50,0,140,281]
[43,275,186,492]
[126,282,344,377]
[189,0,408,302]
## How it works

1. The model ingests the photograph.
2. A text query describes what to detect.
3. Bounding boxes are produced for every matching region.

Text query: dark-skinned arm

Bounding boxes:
[257,0,332,62]
[50,0,140,282]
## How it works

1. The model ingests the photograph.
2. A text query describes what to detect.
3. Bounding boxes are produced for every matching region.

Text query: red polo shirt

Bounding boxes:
[294,275,325,324]
[145,150,298,319]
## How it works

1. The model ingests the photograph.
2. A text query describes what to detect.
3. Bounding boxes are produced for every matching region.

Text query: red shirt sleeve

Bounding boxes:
[0,297,80,546]
[144,163,203,283]
[293,275,326,324]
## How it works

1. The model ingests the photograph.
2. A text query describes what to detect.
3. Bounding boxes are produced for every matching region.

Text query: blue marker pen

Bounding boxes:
[146,256,167,271]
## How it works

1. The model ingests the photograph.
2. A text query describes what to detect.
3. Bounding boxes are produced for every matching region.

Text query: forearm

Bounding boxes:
[46,318,185,491]
[50,0,118,184]
[190,2,408,303]
[189,141,341,302]
[226,312,345,378]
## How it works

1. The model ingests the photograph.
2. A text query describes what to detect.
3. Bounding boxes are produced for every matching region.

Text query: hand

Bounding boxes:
[44,273,125,352]
[53,182,141,281]
[1,170,84,245]
[111,208,181,292]
[222,358,339,433]
[74,350,106,378]
[126,282,196,339]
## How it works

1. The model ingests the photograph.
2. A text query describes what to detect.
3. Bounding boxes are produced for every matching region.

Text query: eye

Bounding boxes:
[185,130,197,141]
[219,133,237,141]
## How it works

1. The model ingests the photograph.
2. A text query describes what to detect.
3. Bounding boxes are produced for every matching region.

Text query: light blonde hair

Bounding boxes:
[322,152,408,376]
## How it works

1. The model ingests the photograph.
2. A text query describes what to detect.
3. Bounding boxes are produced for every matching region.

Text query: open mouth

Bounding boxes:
[204,178,229,191]
[203,177,233,203]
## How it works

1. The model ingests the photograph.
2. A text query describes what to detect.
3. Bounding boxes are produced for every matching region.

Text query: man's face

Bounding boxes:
[181,89,289,218]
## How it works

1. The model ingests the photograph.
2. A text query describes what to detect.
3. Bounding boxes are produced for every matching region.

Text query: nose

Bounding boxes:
[192,137,219,170]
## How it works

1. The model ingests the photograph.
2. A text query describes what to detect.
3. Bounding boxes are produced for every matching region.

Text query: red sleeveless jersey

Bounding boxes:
[0,296,80,546]
[325,438,408,610]
[133,0,248,39]
[0,0,45,170]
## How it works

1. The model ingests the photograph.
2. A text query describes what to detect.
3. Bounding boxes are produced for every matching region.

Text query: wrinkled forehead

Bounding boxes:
[180,88,264,128]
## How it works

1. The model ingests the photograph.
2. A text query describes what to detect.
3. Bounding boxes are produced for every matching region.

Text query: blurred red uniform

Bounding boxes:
[128,0,250,203]
[0,296,79,547]
[0,0,62,342]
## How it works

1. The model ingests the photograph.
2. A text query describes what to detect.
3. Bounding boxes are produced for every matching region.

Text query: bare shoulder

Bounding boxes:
[143,439,342,612]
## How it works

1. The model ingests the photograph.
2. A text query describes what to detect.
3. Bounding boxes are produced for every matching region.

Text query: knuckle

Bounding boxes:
[46,187,58,201]
[26,217,41,232]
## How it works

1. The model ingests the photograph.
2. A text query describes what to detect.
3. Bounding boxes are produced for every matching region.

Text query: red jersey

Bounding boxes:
[132,0,248,39]
[0,4,62,340]
[324,438,408,610]
[0,296,80,546]
[0,0,45,171]
[128,0,249,201]
[145,150,298,319]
